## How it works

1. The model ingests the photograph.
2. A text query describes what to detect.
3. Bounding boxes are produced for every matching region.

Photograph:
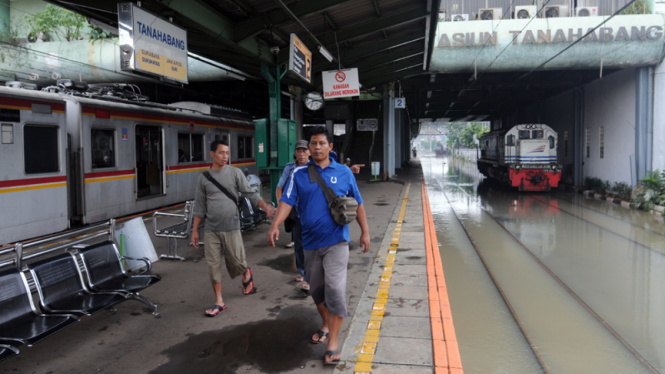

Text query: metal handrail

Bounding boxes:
[0,219,116,271]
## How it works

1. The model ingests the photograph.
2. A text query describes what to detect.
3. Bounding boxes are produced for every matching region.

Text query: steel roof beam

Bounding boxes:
[311,31,425,72]
[233,0,354,43]
[353,47,425,71]
[361,56,423,79]
[363,66,423,88]
[317,5,428,46]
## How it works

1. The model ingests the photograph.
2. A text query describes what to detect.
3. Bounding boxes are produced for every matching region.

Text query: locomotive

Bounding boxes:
[477,124,561,191]
[0,81,257,244]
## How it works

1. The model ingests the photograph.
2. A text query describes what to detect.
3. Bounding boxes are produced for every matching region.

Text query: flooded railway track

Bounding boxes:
[422,157,660,373]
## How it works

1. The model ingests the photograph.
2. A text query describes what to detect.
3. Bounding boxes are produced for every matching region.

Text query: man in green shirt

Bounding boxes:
[192,140,275,317]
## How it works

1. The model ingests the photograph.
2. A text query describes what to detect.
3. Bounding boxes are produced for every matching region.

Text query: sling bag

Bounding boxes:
[307,164,358,226]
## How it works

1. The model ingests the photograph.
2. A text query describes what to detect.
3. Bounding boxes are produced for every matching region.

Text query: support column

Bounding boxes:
[635,67,653,182]
[0,0,9,34]
[383,88,396,178]
[574,88,584,186]
[261,64,283,204]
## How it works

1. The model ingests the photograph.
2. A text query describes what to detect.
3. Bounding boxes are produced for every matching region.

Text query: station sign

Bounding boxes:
[322,68,360,99]
[118,3,188,84]
[288,34,312,83]
[357,118,378,131]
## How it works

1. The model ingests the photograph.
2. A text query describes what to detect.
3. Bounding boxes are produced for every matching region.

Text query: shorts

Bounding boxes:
[203,229,248,283]
[304,241,349,318]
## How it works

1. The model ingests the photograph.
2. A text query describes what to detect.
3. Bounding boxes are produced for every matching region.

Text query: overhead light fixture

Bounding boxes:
[430,74,436,83]
[227,71,246,81]
[318,46,334,62]
[427,91,432,99]
[425,103,430,108]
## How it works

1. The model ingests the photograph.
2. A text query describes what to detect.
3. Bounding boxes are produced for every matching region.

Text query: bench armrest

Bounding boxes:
[121,256,152,274]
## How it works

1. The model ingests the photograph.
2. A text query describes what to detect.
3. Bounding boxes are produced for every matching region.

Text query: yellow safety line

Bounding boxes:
[354,182,411,374]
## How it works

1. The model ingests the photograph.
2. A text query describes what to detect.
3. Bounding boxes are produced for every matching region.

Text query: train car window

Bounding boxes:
[518,130,530,139]
[507,135,515,146]
[237,136,253,159]
[191,134,203,161]
[549,136,555,149]
[91,129,115,168]
[244,136,253,159]
[24,125,59,174]
[532,130,544,139]
[178,133,204,162]
[177,133,191,162]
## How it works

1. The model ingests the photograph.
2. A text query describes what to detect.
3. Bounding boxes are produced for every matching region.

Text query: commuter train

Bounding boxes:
[0,82,257,244]
[434,143,445,156]
[477,124,561,191]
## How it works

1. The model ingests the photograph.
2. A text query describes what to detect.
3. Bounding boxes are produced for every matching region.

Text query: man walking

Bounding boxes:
[192,140,275,317]
[268,127,370,365]
[276,140,310,291]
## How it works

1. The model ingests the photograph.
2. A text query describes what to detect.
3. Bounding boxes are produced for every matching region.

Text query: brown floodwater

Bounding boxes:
[422,156,662,374]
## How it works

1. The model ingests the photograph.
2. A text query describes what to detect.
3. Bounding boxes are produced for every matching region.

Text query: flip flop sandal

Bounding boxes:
[323,350,340,365]
[310,330,329,344]
[242,268,258,295]
[299,283,310,291]
[295,275,304,282]
[205,304,226,317]
[285,242,295,248]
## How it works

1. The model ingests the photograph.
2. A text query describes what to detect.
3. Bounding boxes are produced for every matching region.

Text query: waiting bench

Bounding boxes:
[0,223,161,363]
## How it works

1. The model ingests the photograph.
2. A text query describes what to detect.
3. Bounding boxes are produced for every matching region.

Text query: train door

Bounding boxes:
[135,125,164,198]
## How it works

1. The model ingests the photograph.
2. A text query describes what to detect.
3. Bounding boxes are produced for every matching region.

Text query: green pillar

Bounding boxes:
[257,65,296,205]
[0,0,9,34]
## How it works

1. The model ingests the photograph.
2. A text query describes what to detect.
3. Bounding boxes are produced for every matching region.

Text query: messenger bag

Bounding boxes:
[307,164,358,226]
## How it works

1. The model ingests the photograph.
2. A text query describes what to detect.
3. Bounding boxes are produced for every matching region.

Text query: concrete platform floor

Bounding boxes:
[0,167,436,374]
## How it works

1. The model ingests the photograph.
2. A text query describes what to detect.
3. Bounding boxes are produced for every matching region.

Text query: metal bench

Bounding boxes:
[153,201,197,261]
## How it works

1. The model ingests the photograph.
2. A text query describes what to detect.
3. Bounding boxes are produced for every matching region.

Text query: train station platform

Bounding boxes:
[0,161,460,374]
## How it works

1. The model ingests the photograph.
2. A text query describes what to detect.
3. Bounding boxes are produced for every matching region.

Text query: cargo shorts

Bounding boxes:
[203,229,248,283]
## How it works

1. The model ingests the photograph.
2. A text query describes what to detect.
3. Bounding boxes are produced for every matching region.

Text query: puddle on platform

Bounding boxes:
[258,254,298,274]
[150,306,320,374]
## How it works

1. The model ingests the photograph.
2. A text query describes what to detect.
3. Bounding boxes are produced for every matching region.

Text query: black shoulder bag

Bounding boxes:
[203,171,240,213]
[307,164,358,226]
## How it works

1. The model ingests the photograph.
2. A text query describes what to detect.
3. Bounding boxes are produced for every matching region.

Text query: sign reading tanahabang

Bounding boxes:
[118,3,188,84]
[437,25,663,47]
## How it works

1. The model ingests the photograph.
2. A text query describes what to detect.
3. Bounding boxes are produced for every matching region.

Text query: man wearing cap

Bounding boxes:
[276,139,311,290]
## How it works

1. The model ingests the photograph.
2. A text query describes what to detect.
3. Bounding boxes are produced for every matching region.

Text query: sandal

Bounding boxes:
[242,268,258,295]
[205,304,226,317]
[324,350,340,365]
[285,242,294,248]
[310,330,329,344]
[295,275,304,282]
[300,282,310,291]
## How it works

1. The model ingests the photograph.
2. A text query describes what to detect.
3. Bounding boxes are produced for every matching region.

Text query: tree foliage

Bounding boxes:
[25,5,87,42]
[446,122,488,149]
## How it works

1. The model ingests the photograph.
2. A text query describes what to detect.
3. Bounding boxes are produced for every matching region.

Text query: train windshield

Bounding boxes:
[532,130,544,139]
[518,130,530,139]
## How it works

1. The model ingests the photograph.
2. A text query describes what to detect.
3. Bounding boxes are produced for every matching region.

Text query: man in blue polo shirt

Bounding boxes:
[268,126,370,365]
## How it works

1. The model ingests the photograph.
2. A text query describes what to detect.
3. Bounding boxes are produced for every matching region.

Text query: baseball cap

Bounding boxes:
[295,140,308,149]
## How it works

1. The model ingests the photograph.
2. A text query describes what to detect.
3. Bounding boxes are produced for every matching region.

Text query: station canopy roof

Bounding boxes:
[46,0,438,90]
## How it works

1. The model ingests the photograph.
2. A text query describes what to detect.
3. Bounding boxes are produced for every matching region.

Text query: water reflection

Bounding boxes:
[423,157,663,373]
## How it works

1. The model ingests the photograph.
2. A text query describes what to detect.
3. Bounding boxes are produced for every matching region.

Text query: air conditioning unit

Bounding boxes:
[576,6,598,16]
[451,14,469,21]
[438,10,448,21]
[514,5,537,19]
[479,8,503,20]
[544,5,569,17]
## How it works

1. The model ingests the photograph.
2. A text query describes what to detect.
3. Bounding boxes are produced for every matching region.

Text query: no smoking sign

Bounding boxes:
[322,68,360,99]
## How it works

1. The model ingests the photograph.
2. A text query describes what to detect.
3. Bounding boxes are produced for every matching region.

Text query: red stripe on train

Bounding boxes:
[231,159,255,165]
[0,97,66,111]
[167,163,212,171]
[84,169,135,179]
[0,176,67,188]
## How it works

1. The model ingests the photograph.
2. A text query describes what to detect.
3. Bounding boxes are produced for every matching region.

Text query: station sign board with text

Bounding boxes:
[322,68,360,99]
[118,3,188,84]
[288,34,312,83]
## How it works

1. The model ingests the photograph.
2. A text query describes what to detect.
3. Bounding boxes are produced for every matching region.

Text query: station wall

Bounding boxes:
[653,61,665,173]
[582,68,636,185]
